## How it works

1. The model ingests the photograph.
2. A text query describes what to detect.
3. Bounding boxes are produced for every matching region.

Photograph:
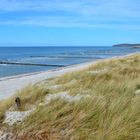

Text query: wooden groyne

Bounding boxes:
[0,61,66,67]
[30,55,99,59]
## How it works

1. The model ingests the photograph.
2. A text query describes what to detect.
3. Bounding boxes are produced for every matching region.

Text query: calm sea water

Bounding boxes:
[0,46,140,78]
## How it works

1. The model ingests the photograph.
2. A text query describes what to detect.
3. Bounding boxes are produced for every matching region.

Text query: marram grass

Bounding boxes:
[0,54,140,140]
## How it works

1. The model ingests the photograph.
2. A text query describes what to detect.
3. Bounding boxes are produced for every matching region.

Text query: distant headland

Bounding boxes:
[113,44,140,48]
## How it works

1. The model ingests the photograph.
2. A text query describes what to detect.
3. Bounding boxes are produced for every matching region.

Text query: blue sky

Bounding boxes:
[0,0,140,46]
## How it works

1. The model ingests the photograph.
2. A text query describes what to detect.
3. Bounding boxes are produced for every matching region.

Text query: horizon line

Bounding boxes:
[0,45,112,47]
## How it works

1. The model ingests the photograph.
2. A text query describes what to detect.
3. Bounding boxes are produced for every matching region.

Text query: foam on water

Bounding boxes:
[0,46,140,78]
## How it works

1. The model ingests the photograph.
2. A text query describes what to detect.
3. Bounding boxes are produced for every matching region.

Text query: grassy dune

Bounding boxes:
[0,54,140,140]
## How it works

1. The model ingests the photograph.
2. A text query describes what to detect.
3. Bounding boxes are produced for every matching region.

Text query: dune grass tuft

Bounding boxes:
[1,54,140,139]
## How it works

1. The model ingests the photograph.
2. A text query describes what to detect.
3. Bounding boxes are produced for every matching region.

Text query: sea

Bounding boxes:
[0,46,140,78]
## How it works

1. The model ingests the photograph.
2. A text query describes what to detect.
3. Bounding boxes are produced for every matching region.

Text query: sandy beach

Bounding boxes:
[0,53,139,100]
[0,60,97,100]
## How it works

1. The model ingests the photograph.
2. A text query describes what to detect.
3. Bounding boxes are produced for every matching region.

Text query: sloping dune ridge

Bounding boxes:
[0,53,140,140]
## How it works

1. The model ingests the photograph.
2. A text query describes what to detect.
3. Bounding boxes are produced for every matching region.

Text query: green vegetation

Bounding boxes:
[1,54,140,140]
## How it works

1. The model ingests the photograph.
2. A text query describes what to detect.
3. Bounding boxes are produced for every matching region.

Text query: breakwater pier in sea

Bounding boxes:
[0,61,66,67]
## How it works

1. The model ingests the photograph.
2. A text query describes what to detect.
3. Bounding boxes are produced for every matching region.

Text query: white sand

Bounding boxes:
[0,61,95,100]
[0,130,14,140]
[0,53,139,100]
[4,109,34,126]
[45,92,90,104]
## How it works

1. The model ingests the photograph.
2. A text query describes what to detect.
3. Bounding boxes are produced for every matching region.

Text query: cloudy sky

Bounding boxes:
[0,0,140,46]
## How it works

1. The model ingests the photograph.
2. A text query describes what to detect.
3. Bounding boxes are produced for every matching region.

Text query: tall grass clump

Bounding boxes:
[1,54,140,140]
[0,84,49,123]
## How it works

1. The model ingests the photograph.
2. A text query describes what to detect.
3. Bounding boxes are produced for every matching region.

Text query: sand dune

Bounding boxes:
[0,53,138,100]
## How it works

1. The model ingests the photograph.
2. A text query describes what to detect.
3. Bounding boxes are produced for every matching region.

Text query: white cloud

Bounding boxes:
[0,0,140,29]
[1,15,140,30]
[0,0,140,17]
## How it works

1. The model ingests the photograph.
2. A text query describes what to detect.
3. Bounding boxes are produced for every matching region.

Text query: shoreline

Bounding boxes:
[0,52,139,100]
[0,52,138,81]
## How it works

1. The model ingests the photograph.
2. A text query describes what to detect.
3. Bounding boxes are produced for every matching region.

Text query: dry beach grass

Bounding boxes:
[0,54,140,139]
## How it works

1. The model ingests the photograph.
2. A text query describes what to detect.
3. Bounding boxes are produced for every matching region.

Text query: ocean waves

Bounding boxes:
[0,46,140,77]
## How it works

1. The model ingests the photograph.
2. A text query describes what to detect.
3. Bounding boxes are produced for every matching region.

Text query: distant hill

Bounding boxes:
[113,44,140,48]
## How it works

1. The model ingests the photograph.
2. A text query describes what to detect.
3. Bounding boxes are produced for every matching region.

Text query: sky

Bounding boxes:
[0,0,140,46]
